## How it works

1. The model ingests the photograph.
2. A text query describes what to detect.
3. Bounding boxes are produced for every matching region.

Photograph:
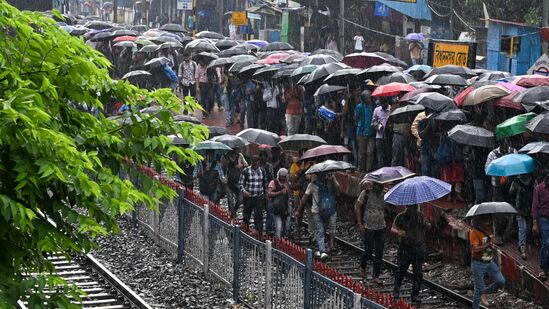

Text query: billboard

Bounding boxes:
[427,39,477,68]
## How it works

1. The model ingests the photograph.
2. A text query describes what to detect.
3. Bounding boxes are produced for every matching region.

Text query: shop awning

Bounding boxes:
[376,0,432,21]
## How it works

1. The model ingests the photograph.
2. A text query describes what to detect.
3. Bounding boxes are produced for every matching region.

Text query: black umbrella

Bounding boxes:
[519,141,549,154]
[433,109,467,122]
[273,63,300,79]
[356,64,402,82]
[145,57,170,68]
[220,45,251,57]
[84,21,112,30]
[377,72,417,85]
[113,29,138,37]
[167,134,188,145]
[207,57,234,69]
[196,31,224,39]
[122,70,151,80]
[130,24,148,33]
[513,86,549,112]
[372,52,408,67]
[193,52,219,63]
[236,128,280,146]
[260,41,294,52]
[211,134,249,148]
[90,31,114,42]
[310,48,344,61]
[526,113,549,134]
[410,92,457,112]
[160,23,187,33]
[425,65,476,78]
[138,44,159,53]
[478,71,512,82]
[390,104,424,117]
[305,62,350,85]
[253,66,279,81]
[174,114,201,124]
[323,68,361,85]
[469,79,498,88]
[299,54,338,66]
[70,26,89,36]
[207,126,229,137]
[425,74,467,86]
[215,39,238,50]
[313,84,347,97]
[150,36,182,44]
[448,124,495,148]
[280,54,305,64]
[229,60,255,73]
[278,134,327,151]
[297,73,312,85]
[238,63,265,79]
[184,39,220,53]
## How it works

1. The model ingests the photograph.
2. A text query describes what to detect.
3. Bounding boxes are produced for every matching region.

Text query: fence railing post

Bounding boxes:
[203,204,209,276]
[232,225,241,303]
[303,249,313,309]
[176,193,185,264]
[265,240,272,309]
[353,292,361,309]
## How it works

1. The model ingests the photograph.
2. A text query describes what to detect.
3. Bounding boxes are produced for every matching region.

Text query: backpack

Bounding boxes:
[199,168,218,196]
[207,68,218,84]
[317,182,336,220]
[271,181,288,217]
[515,179,533,215]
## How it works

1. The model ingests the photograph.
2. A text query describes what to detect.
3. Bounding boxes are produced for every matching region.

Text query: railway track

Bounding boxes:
[18,253,152,309]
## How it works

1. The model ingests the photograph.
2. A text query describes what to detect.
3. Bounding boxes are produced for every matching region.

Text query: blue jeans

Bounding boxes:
[539,217,549,272]
[473,178,486,204]
[516,215,528,249]
[471,260,505,309]
[274,215,287,238]
[313,213,336,253]
[421,154,431,177]
[222,92,232,125]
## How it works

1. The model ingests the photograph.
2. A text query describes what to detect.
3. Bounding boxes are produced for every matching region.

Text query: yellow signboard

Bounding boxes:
[432,42,470,68]
[232,12,248,26]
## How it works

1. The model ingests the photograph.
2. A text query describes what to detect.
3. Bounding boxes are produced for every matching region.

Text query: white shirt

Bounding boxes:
[353,35,364,51]
[265,85,279,109]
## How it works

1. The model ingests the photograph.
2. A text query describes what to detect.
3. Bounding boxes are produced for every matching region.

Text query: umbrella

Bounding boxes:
[70,26,89,36]
[160,23,187,33]
[113,35,137,42]
[314,85,347,97]
[390,104,424,117]
[462,85,511,106]
[519,141,549,154]
[362,166,415,184]
[196,31,224,39]
[89,31,114,42]
[300,145,351,160]
[130,25,149,33]
[184,39,220,53]
[377,72,417,85]
[512,86,549,112]
[372,52,408,67]
[372,82,415,97]
[323,68,361,85]
[410,92,456,112]
[121,70,151,80]
[158,41,183,49]
[478,71,512,82]
[465,202,517,218]
[433,109,467,122]
[174,114,200,124]
[485,154,536,176]
[425,74,467,86]
[513,75,549,88]
[84,20,112,30]
[113,41,136,48]
[246,39,268,47]
[342,52,387,69]
[425,65,476,78]
[253,66,279,81]
[305,160,355,175]
[454,86,475,106]
[135,38,155,46]
[384,176,451,206]
[260,41,294,52]
[297,73,312,85]
[238,63,265,79]
[138,44,159,53]
[167,134,188,145]
[498,81,526,92]
[305,62,350,85]
[210,134,249,148]
[278,134,327,152]
[150,36,182,44]
[220,45,251,56]
[299,54,338,66]
[193,52,219,63]
[273,63,300,79]
[194,141,232,154]
[143,29,161,37]
[399,87,433,103]
[145,57,170,68]
[215,39,238,50]
[310,49,344,61]
[236,128,280,146]
[257,52,289,64]
[493,91,525,111]
[291,65,317,78]
[280,53,305,64]
[356,64,402,82]
[526,113,549,134]
[495,112,537,139]
[404,64,432,78]
[448,124,495,148]
[113,29,138,37]
[229,61,255,73]
[207,57,233,69]
[207,126,228,137]
[230,54,258,63]
[405,33,426,40]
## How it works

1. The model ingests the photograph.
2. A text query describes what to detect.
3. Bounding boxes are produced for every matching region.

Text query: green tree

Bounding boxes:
[0,1,207,307]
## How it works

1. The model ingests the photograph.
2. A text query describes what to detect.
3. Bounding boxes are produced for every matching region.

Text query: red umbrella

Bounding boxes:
[494,91,525,111]
[372,82,415,97]
[300,145,351,160]
[342,52,387,69]
[113,35,137,42]
[513,75,549,88]
[257,52,289,65]
[454,86,475,107]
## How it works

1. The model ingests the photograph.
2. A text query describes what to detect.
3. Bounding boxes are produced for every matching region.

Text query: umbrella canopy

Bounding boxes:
[310,49,344,61]
[184,39,220,53]
[113,41,136,48]
[372,82,415,97]
[425,74,467,86]
[278,134,327,152]
[84,20,112,30]
[167,134,188,145]
[230,54,258,63]
[229,60,256,73]
[194,141,232,154]
[314,84,347,97]
[211,134,249,149]
[206,126,229,137]
[342,52,387,69]
[465,202,517,218]
[404,64,432,77]
[299,54,338,66]
[149,35,182,44]
[207,57,233,69]
[273,64,300,79]
[478,71,512,82]
[526,113,549,134]
[257,52,289,64]
[384,176,451,206]
[305,160,355,175]
[377,72,417,85]
[246,39,268,47]
[291,65,318,78]
[462,85,511,106]
[196,31,224,39]
[173,114,201,124]
[486,154,536,176]
[454,86,475,106]
[280,53,305,64]
[495,112,537,139]
[236,128,281,146]
[215,39,238,50]
[305,62,350,85]
[253,66,279,81]
[433,109,467,122]
[410,92,456,112]
[113,29,138,37]
[399,87,432,102]
[323,68,361,85]
[513,75,549,88]
[300,145,351,160]
[513,86,549,112]
[356,64,403,82]
[405,33,426,40]
[159,23,186,33]
[158,41,183,49]
[260,41,294,52]
[113,35,137,42]
[144,57,170,68]
[494,91,526,111]
[519,141,549,154]
[90,31,114,41]
[193,51,219,63]
[363,166,415,184]
[138,44,159,53]
[121,70,151,79]
[390,104,424,117]
[425,65,475,78]
[238,63,265,79]
[448,124,495,148]
[219,45,250,56]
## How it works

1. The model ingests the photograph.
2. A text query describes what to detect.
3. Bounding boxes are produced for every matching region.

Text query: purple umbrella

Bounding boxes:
[362,166,415,184]
[497,81,525,92]
[405,33,426,41]
[247,39,268,47]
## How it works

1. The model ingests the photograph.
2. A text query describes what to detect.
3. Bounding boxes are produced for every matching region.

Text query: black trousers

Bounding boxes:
[181,84,196,98]
[394,243,425,297]
[243,195,266,232]
[360,228,385,278]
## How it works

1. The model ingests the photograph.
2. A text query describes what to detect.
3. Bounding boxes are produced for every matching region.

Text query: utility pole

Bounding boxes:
[220,0,224,35]
[449,0,454,40]
[113,0,118,23]
[339,0,345,53]
[544,0,549,55]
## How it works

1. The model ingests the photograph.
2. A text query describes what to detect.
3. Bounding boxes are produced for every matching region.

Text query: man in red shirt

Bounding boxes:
[532,171,549,280]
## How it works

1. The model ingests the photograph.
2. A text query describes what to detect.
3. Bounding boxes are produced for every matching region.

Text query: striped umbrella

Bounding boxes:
[384,176,451,206]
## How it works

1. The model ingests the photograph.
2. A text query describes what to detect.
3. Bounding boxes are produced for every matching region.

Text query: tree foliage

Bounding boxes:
[0,1,207,307]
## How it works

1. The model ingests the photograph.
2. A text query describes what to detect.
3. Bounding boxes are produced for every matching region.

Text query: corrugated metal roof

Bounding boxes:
[377,0,432,21]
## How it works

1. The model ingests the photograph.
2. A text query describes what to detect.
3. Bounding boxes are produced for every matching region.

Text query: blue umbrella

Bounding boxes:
[384,176,451,206]
[485,154,537,177]
[404,64,432,75]
[405,33,426,41]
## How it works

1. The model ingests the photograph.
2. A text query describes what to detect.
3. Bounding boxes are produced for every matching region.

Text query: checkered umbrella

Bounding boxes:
[384,176,451,206]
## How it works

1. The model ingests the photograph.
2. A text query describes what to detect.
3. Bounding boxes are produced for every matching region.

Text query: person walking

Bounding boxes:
[510,173,535,260]
[239,156,268,234]
[282,83,303,136]
[195,60,211,117]
[222,149,248,217]
[178,53,197,99]
[354,90,376,172]
[469,214,506,308]
[355,182,386,284]
[391,205,429,303]
[193,152,225,203]
[268,168,290,238]
[532,171,549,280]
[371,97,390,168]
